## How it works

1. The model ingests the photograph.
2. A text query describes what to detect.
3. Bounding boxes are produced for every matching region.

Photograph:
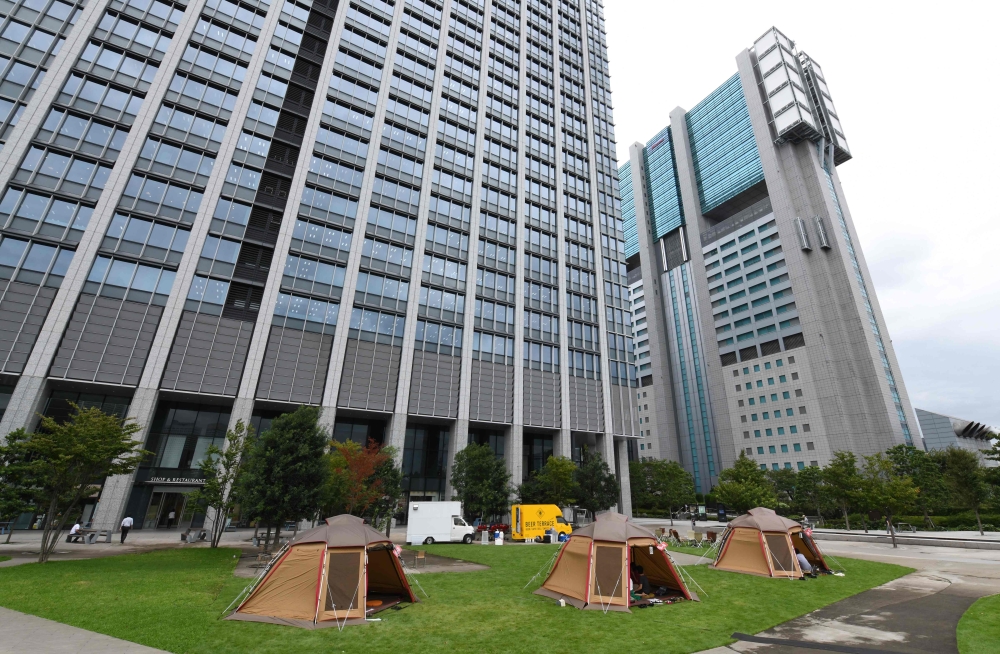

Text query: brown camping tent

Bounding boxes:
[535,512,696,612]
[712,507,831,578]
[228,515,416,628]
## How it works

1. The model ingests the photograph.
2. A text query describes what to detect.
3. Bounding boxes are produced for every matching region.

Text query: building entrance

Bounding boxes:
[142,488,202,529]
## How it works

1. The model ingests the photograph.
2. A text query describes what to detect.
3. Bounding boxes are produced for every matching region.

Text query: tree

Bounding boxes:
[23,405,146,563]
[714,452,777,513]
[937,446,991,536]
[793,465,827,518]
[451,443,511,523]
[517,456,578,507]
[322,440,402,534]
[575,449,619,518]
[629,459,694,524]
[887,444,947,528]
[0,429,38,543]
[368,446,403,536]
[236,406,328,551]
[766,467,798,510]
[860,452,918,548]
[823,451,862,530]
[188,420,252,548]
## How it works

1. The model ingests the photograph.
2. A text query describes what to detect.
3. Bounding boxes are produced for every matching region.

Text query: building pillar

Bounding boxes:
[616,438,633,518]
[91,386,160,530]
[444,418,468,500]
[555,427,572,459]
[506,423,523,488]
[0,375,48,436]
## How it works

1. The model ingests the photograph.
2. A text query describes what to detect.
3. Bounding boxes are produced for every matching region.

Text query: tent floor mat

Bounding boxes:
[366,595,406,614]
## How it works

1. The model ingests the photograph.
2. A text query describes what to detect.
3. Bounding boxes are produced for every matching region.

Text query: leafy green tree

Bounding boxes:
[515,472,545,504]
[793,464,827,518]
[575,449,619,518]
[887,444,948,528]
[451,443,512,523]
[189,420,252,548]
[0,429,38,543]
[715,452,777,513]
[980,438,1000,495]
[23,405,146,562]
[860,452,918,548]
[517,456,577,507]
[937,446,991,536]
[766,467,798,510]
[236,406,328,550]
[823,451,862,530]
[629,459,694,524]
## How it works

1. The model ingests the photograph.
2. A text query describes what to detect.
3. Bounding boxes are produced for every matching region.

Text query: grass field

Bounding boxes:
[0,556,9,563]
[0,545,910,654]
[958,593,1000,654]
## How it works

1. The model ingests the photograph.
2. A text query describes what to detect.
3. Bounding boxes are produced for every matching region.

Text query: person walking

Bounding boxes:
[120,516,133,544]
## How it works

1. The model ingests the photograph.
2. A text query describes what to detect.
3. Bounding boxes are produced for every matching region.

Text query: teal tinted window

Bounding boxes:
[685,74,764,214]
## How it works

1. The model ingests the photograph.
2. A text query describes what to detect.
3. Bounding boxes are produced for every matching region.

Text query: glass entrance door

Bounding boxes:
[143,491,192,529]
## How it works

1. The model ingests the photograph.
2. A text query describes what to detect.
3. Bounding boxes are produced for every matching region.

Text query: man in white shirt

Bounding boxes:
[120,516,133,544]
[68,522,82,543]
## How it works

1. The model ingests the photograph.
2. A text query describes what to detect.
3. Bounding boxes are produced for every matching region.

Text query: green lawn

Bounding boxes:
[958,593,1000,654]
[0,545,910,654]
[0,556,9,563]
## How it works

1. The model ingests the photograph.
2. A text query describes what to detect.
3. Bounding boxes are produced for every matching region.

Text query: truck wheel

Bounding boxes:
[462,534,473,544]
[534,536,543,543]
[423,537,434,545]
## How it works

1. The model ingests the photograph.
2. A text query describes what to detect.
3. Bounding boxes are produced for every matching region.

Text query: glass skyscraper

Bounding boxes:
[0,0,637,529]
[622,27,917,488]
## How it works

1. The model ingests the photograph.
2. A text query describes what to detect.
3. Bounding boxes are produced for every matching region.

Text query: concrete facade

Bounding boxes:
[620,27,918,484]
[0,0,636,530]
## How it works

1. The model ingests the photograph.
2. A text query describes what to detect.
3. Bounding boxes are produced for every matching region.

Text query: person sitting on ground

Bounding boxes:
[796,552,814,575]
[630,561,652,596]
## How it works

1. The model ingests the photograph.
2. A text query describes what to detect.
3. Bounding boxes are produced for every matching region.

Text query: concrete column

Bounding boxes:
[616,438,633,517]
[90,386,160,530]
[444,418,468,500]
[506,423,523,487]
[555,427,572,459]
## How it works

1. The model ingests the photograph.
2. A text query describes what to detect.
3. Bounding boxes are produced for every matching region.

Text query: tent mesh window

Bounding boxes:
[764,534,795,573]
[325,551,362,611]
[593,545,625,599]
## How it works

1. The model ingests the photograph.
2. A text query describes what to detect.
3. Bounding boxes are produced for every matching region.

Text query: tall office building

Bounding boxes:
[0,0,636,530]
[621,27,916,490]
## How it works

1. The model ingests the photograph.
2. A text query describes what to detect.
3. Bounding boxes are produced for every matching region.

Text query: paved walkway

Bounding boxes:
[0,607,168,654]
[696,539,1000,653]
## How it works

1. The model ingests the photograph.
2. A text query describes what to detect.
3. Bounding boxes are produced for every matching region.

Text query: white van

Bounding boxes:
[405,501,475,545]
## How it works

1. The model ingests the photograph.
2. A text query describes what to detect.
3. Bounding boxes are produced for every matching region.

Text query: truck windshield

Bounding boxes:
[557,516,567,524]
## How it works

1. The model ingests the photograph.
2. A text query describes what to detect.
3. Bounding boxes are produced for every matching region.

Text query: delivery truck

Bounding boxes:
[510,504,573,542]
[405,501,475,545]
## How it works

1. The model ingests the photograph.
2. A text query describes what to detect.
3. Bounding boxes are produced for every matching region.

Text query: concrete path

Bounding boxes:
[696,539,1000,654]
[0,607,168,654]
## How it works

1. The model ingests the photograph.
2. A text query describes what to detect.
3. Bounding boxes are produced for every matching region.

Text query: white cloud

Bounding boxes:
[605,1,1000,429]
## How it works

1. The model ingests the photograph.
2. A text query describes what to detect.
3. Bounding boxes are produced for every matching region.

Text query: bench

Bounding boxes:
[181,528,208,543]
[66,532,85,543]
[0,521,11,535]
[895,522,917,533]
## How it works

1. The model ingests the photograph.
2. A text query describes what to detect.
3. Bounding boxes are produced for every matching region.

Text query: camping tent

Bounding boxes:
[228,515,416,628]
[535,512,696,612]
[712,507,830,578]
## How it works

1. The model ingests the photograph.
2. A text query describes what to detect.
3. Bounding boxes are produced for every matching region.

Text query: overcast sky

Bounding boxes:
[604,1,1000,432]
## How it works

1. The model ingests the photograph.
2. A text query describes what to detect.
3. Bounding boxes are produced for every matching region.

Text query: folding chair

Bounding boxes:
[415,550,426,568]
